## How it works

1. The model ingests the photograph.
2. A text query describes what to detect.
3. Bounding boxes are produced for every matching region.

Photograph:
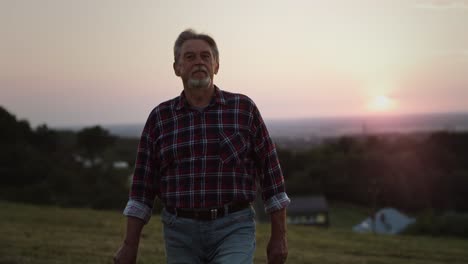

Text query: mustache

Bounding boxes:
[191,66,208,74]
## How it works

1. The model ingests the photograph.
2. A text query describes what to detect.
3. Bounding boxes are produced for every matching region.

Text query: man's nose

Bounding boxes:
[194,55,205,64]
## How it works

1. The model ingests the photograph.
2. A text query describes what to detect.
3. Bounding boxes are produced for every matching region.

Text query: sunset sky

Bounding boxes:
[1,0,468,127]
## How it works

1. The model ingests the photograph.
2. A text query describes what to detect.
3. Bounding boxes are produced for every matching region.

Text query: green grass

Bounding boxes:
[1,201,468,264]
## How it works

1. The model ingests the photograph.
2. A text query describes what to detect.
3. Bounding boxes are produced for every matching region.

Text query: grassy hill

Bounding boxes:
[1,201,468,263]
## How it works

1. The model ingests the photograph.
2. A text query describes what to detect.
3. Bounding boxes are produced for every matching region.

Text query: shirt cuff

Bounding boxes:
[264,192,291,213]
[123,199,153,224]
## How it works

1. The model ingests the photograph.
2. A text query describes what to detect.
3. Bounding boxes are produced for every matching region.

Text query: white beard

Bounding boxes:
[188,76,211,89]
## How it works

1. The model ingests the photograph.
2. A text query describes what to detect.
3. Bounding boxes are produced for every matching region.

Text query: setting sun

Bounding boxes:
[367,95,397,112]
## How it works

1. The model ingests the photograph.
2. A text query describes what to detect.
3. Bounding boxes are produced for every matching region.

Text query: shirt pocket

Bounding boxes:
[219,130,248,164]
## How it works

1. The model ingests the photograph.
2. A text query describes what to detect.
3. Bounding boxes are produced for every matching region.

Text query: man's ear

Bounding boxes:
[173,62,181,76]
[214,62,219,75]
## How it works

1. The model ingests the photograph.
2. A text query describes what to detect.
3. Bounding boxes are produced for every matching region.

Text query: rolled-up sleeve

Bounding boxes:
[264,192,291,213]
[123,199,153,223]
[251,105,290,213]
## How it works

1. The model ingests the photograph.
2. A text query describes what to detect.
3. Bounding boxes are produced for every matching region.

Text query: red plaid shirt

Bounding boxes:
[124,87,290,222]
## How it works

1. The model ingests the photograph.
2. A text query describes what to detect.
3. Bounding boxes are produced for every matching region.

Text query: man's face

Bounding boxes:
[174,39,219,89]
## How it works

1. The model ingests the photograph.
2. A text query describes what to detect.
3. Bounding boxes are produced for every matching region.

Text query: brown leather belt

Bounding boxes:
[165,202,251,221]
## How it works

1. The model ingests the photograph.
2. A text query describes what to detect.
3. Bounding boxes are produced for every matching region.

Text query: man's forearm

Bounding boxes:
[114,216,145,263]
[124,216,145,246]
[267,208,288,264]
[270,208,287,238]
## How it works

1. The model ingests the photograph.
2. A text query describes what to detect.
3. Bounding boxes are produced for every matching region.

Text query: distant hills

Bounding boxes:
[265,112,468,139]
[61,112,468,139]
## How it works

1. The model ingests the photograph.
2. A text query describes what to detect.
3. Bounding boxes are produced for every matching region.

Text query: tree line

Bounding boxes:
[0,106,134,209]
[2,106,468,213]
[279,131,468,212]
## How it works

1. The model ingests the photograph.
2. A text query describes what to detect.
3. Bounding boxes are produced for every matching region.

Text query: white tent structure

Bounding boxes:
[353,207,416,235]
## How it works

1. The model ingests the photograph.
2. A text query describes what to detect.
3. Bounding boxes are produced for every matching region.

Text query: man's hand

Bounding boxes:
[267,208,288,263]
[113,241,138,264]
[267,234,288,264]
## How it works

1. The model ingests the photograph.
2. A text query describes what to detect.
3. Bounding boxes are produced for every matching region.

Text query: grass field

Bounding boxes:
[1,201,468,264]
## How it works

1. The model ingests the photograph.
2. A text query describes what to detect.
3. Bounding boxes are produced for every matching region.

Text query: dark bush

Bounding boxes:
[404,211,468,238]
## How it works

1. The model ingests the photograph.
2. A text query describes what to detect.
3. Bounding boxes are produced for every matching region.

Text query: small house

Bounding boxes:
[286,195,329,226]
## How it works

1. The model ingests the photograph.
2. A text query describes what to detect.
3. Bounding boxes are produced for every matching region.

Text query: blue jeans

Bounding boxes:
[161,207,256,264]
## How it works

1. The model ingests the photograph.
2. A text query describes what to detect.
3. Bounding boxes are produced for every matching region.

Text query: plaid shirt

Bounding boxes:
[124,86,290,222]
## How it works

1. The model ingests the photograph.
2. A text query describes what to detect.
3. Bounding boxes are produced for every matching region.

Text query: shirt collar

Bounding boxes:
[176,85,226,110]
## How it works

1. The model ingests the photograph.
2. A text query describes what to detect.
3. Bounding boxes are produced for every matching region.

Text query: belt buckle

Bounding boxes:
[210,208,218,220]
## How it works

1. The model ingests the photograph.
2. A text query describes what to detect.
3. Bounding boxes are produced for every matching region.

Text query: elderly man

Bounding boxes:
[114,29,290,264]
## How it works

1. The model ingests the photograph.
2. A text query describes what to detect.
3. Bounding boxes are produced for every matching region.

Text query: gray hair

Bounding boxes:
[173,29,219,64]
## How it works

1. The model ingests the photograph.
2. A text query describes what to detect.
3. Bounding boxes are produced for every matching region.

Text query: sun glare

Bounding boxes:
[367,95,396,112]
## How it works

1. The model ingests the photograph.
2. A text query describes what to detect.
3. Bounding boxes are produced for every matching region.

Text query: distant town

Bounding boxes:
[85,112,468,149]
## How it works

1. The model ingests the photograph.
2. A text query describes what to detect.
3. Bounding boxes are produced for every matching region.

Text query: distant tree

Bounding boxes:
[0,106,33,144]
[33,124,59,153]
[76,126,116,161]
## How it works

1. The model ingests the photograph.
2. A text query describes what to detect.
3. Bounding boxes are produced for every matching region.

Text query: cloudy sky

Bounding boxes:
[1,0,468,127]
